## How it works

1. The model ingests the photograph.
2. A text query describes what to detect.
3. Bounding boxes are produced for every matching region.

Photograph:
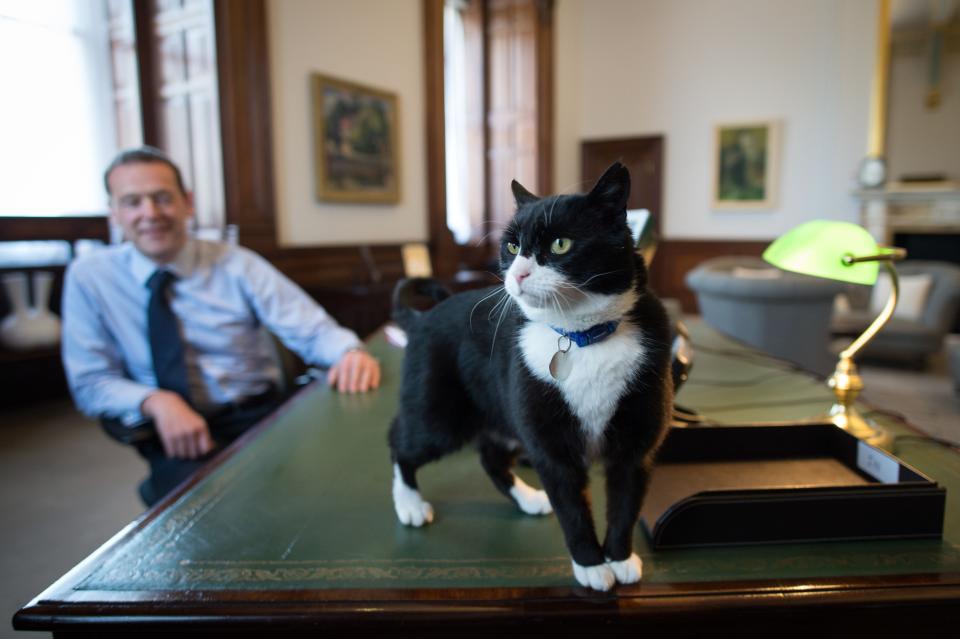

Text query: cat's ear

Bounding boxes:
[511,179,539,207]
[587,162,631,211]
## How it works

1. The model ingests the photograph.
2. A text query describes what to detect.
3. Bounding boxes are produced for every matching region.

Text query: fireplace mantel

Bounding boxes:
[856,184,960,244]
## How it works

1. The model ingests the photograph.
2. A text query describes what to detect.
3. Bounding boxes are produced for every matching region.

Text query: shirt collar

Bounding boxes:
[127,239,198,288]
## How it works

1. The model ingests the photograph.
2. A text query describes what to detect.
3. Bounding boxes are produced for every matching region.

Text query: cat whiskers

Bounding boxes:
[577,269,625,289]
[486,290,511,321]
[545,196,558,226]
[556,283,589,306]
[556,280,593,305]
[469,286,507,333]
[551,270,627,310]
[549,290,570,324]
[472,221,509,247]
[489,292,514,359]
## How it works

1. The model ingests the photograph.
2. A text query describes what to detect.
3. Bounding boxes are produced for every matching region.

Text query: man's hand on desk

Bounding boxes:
[141,390,215,459]
[327,348,381,394]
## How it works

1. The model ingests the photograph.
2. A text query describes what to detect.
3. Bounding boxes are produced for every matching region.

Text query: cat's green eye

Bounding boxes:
[551,237,573,255]
[506,242,520,255]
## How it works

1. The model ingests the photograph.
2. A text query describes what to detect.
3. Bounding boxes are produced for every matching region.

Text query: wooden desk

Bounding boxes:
[14,323,960,637]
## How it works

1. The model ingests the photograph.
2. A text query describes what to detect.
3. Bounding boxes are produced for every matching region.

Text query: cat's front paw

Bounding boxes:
[509,476,553,515]
[571,560,616,592]
[606,553,642,584]
[392,470,434,527]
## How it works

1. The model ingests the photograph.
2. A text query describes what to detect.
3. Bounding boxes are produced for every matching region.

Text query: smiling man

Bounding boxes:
[62,146,380,505]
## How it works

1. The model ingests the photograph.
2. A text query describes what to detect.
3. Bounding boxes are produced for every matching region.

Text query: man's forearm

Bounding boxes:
[68,372,155,422]
[141,390,214,459]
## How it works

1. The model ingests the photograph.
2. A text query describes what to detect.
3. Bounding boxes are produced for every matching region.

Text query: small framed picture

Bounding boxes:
[312,73,400,204]
[712,120,780,209]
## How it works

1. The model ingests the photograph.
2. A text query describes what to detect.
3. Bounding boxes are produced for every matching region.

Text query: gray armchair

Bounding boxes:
[831,260,960,367]
[949,339,960,393]
[686,256,844,376]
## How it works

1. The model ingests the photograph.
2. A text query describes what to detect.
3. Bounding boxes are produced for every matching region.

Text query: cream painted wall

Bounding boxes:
[268,0,427,246]
[555,0,879,240]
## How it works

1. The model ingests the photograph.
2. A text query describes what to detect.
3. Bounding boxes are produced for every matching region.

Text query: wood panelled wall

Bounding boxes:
[653,239,770,313]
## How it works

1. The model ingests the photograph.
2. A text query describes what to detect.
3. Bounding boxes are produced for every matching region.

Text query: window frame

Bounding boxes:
[424,0,554,277]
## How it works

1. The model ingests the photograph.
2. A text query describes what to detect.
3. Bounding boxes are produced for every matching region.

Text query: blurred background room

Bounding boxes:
[1,1,958,635]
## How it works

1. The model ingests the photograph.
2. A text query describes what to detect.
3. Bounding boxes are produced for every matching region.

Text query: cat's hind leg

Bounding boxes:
[389,415,437,527]
[478,438,552,516]
[511,475,553,515]
[391,459,434,527]
[388,383,476,527]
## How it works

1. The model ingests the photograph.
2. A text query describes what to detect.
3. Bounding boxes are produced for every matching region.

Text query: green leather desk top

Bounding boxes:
[16,321,960,633]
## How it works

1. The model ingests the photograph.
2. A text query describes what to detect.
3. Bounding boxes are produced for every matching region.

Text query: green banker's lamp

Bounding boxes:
[763,220,906,448]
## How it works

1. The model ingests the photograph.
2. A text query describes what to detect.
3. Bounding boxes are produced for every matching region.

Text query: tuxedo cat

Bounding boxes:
[388,162,673,591]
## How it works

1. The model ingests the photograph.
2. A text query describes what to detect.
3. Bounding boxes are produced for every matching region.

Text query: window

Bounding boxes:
[434,0,553,258]
[0,0,118,217]
[443,0,485,244]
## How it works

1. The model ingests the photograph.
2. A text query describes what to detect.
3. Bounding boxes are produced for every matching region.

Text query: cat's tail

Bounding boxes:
[392,277,452,332]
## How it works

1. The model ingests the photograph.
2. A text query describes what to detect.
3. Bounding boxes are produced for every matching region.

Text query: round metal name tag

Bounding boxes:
[549,349,573,381]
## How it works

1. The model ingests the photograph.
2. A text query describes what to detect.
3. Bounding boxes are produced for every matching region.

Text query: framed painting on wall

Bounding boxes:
[712,121,780,209]
[312,73,400,204]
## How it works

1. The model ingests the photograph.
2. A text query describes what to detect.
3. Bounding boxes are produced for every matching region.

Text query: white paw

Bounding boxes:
[571,560,616,591]
[606,553,642,584]
[509,476,553,515]
[392,465,434,527]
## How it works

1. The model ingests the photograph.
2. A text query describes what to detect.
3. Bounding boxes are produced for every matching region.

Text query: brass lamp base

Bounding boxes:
[827,403,892,449]
[826,356,892,449]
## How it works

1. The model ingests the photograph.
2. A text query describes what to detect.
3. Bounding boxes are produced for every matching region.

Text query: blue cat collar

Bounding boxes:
[551,321,620,347]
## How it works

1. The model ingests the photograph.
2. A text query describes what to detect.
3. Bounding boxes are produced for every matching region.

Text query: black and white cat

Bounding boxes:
[388,162,673,591]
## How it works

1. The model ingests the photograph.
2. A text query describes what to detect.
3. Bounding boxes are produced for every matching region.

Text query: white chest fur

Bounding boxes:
[519,322,646,448]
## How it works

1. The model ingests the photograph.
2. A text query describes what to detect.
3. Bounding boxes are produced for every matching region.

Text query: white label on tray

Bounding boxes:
[857,441,899,484]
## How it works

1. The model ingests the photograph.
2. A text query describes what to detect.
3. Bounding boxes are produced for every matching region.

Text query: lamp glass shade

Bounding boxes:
[762,220,880,285]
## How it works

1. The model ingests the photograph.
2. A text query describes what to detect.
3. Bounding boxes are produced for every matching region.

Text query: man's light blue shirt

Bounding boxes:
[61,239,362,421]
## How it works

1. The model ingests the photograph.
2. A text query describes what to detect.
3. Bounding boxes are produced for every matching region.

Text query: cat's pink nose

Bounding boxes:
[515,272,530,284]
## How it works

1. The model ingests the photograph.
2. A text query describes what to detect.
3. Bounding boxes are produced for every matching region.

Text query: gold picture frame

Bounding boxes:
[712,120,780,209]
[312,74,400,204]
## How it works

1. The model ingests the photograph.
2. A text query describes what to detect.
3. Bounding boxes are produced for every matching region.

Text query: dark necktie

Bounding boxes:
[146,270,191,402]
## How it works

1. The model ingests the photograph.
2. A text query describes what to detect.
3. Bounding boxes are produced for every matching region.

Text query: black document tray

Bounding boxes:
[641,423,945,549]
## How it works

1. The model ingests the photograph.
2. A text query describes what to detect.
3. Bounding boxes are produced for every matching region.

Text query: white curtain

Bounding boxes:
[443,0,473,244]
